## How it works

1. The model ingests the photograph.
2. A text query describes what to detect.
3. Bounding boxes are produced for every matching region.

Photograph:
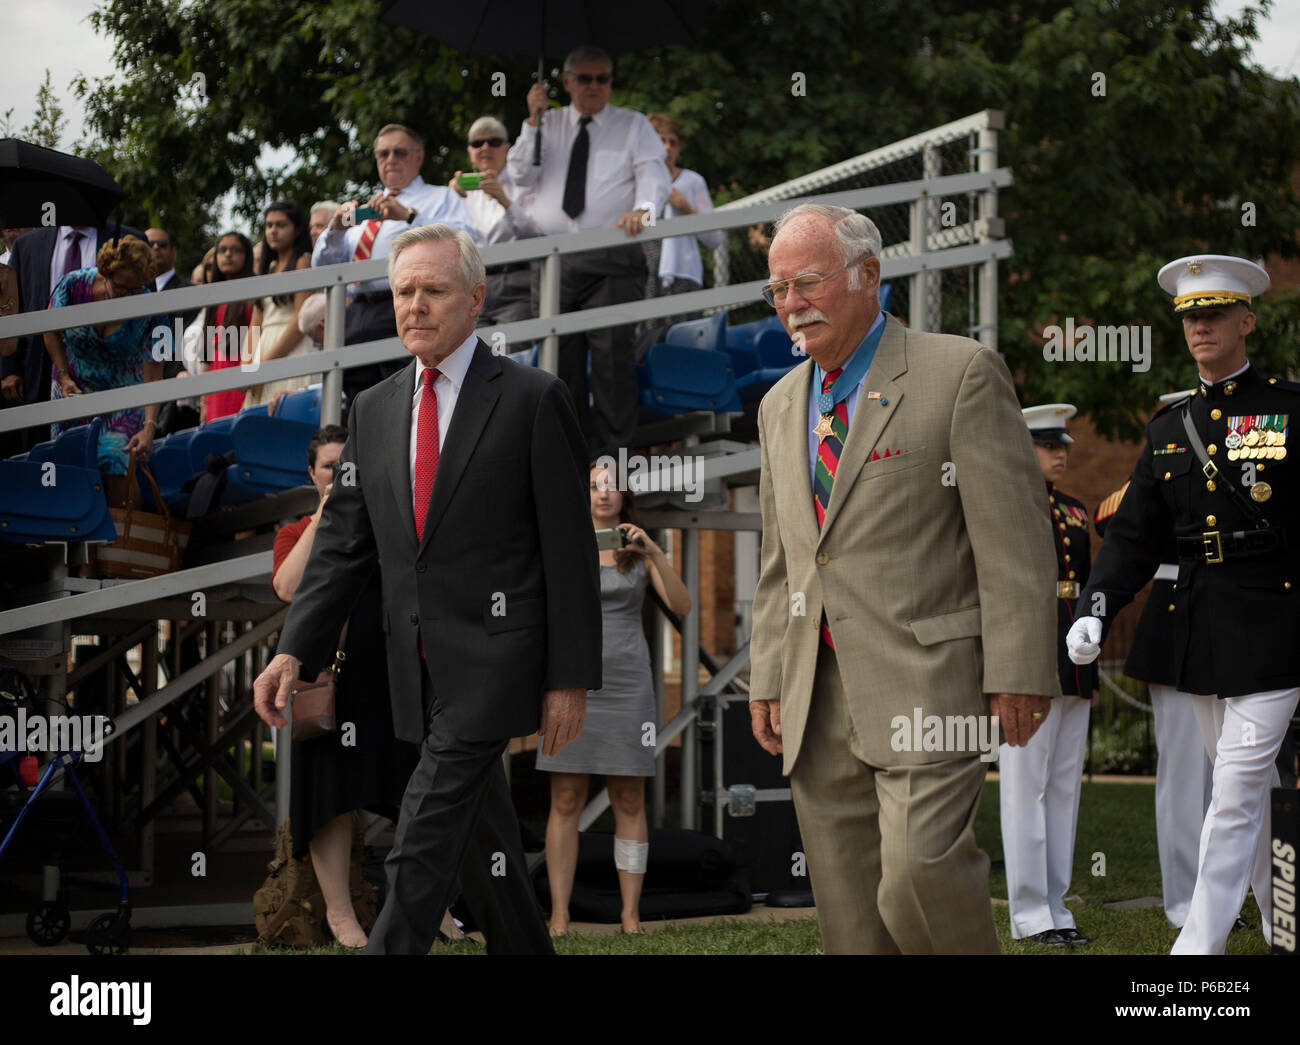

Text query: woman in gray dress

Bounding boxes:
[537,463,691,935]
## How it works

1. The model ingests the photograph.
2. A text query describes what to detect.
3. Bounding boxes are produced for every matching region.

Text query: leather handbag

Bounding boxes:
[91,451,192,578]
[291,623,348,742]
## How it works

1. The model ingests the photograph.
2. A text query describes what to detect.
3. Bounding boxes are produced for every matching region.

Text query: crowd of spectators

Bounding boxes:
[0,44,719,468]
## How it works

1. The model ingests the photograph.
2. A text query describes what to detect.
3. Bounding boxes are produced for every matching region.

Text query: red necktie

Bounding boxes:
[352,219,381,261]
[413,368,440,540]
[814,367,850,650]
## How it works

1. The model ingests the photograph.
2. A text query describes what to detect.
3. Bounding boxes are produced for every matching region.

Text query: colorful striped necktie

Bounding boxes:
[352,219,382,261]
[814,367,850,648]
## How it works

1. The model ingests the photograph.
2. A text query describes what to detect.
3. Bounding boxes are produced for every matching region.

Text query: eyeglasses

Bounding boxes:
[468,137,505,149]
[572,73,612,85]
[374,147,412,161]
[761,256,865,308]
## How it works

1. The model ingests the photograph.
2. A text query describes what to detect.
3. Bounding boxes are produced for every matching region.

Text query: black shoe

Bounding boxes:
[1231,916,1248,933]
[1057,927,1092,945]
[1026,929,1069,946]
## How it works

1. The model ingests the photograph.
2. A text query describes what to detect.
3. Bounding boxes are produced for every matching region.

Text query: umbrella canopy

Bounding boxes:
[378,0,705,58]
[0,138,127,229]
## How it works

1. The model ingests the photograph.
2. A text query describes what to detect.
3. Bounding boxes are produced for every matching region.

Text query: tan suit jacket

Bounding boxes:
[751,315,1061,774]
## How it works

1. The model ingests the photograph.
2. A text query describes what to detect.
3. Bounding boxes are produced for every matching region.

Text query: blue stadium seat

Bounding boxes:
[879,282,893,314]
[219,414,317,503]
[664,313,727,353]
[724,314,783,351]
[509,345,539,368]
[0,460,116,544]
[50,419,103,470]
[273,387,321,426]
[637,343,742,419]
[25,440,56,464]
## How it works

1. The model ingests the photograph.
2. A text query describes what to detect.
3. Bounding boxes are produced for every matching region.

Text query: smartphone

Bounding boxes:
[594,528,623,551]
[457,172,484,190]
[353,205,383,220]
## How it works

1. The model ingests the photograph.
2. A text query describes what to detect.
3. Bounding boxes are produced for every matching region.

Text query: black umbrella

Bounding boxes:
[0,138,127,229]
[379,0,708,163]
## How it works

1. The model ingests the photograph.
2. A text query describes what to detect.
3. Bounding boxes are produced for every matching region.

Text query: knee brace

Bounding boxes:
[614,837,649,875]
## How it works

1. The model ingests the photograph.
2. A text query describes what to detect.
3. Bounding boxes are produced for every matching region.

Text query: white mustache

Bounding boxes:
[788,308,828,331]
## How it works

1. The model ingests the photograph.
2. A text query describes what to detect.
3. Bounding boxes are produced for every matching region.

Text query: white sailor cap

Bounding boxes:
[1022,403,1076,445]
[1157,255,1270,314]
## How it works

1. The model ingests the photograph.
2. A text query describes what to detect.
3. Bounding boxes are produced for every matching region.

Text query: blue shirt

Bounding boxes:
[807,312,886,488]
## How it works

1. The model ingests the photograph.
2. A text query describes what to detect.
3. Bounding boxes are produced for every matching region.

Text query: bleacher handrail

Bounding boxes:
[0,170,1011,434]
[718,110,1003,208]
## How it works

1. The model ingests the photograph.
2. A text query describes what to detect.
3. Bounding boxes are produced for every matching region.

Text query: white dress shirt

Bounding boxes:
[463,168,540,246]
[50,227,98,292]
[506,104,670,235]
[659,168,723,287]
[312,175,479,296]
[155,268,177,292]
[807,311,886,486]
[409,331,478,498]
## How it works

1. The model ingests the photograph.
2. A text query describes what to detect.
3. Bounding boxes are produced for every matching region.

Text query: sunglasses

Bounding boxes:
[148,239,170,248]
[572,73,612,85]
[468,137,505,149]
[374,148,413,161]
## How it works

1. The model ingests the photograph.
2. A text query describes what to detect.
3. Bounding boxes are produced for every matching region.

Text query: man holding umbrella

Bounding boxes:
[507,45,669,456]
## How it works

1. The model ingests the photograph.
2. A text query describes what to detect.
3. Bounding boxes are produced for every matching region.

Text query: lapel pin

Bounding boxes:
[866,391,881,400]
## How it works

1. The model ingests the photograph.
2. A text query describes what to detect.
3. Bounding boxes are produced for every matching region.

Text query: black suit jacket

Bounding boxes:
[276,339,603,743]
[2,223,146,409]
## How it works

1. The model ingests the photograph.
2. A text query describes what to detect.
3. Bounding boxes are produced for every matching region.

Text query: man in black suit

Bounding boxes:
[1,222,145,454]
[254,223,601,954]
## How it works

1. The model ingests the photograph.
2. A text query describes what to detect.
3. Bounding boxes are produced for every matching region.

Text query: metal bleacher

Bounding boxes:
[0,110,1009,920]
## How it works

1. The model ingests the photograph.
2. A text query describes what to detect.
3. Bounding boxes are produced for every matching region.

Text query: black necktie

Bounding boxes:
[61,230,83,281]
[562,115,593,219]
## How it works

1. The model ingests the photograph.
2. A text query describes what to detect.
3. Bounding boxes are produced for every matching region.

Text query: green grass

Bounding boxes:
[249,778,1270,955]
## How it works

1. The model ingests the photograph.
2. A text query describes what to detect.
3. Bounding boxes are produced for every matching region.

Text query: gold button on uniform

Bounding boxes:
[1063,537,1071,546]
[1164,471,1172,480]
[1168,604,1176,612]
[1211,408,1222,421]
[1064,554,1071,563]
[1286,582,1293,591]
[1206,515,1216,526]
[816,553,829,565]
[1208,444,1217,455]
[1206,480,1217,491]
[1068,570,1076,579]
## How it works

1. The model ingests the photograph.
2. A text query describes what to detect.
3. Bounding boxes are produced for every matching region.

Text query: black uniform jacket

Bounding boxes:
[1080,365,1300,698]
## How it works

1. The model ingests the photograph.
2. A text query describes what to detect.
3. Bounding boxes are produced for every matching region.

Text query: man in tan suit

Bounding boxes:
[749,203,1060,953]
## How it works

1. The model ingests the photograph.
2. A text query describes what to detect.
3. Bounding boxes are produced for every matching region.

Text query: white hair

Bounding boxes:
[563,45,612,74]
[310,200,340,218]
[772,203,882,291]
[388,223,485,293]
[467,116,508,143]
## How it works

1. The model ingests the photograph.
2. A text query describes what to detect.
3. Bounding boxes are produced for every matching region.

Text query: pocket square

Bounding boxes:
[870,448,909,461]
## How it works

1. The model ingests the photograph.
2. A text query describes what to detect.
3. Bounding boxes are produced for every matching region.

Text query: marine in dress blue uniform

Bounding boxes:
[999,404,1097,945]
[1068,255,1300,953]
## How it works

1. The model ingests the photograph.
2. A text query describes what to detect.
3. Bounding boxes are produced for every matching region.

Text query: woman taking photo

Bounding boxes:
[536,462,691,935]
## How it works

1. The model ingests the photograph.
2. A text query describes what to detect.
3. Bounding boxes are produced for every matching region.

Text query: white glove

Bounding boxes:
[1066,616,1102,665]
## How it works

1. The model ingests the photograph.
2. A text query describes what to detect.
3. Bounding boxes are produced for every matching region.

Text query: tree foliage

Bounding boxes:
[71,0,1300,434]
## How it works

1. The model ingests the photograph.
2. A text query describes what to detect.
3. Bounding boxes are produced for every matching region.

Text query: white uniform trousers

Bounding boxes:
[999,695,1092,938]
[1150,685,1213,928]
[1172,686,1300,954]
